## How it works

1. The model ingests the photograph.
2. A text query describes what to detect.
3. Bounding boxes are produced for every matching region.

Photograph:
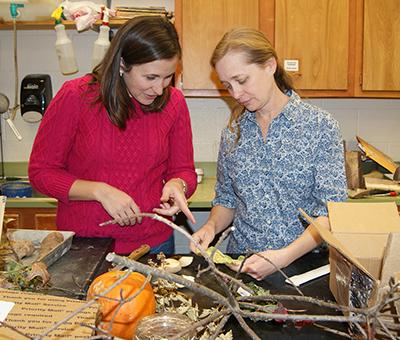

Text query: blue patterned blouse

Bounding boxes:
[213,91,348,253]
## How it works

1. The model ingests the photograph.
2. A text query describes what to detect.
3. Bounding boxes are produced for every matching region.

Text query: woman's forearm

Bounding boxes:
[283,216,330,264]
[206,205,235,234]
[68,179,109,201]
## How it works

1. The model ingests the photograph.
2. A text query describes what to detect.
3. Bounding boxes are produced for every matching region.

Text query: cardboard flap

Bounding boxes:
[327,202,400,234]
[380,232,400,287]
[299,208,374,280]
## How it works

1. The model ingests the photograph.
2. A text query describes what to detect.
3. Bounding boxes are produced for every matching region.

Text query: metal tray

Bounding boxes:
[7,229,75,267]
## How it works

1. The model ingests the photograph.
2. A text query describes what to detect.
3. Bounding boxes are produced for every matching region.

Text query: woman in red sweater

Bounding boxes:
[29,16,197,254]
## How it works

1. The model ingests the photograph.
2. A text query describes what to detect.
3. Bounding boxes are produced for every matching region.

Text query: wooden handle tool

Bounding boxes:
[111,244,150,271]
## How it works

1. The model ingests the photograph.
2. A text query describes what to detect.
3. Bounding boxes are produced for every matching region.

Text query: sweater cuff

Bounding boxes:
[49,175,78,203]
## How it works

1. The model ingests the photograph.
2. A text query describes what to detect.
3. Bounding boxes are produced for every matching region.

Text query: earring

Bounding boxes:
[119,69,123,77]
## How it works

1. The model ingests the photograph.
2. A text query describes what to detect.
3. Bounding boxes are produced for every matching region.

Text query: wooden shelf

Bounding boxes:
[0,19,128,30]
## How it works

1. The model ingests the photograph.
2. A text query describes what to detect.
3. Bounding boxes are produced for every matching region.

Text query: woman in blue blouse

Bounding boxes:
[190,28,347,280]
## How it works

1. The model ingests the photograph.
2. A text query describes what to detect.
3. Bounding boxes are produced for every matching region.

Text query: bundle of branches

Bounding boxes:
[104,213,400,339]
[0,213,399,339]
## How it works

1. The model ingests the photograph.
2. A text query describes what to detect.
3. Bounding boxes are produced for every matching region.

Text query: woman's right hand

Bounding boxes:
[189,222,216,254]
[95,183,142,226]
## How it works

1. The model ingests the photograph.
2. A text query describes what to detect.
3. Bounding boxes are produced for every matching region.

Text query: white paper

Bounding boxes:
[0,300,15,321]
[285,264,330,287]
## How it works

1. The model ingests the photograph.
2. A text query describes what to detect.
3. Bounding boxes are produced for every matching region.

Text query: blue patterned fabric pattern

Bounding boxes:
[213,91,348,253]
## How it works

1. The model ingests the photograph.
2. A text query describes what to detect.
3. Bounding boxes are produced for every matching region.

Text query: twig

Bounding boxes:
[34,271,132,339]
[174,309,228,339]
[106,272,152,335]
[251,250,304,296]
[376,317,397,340]
[0,320,33,339]
[209,314,231,340]
[214,226,233,250]
[238,294,352,313]
[313,323,352,339]
[138,213,253,295]
[240,310,365,323]
[106,253,230,307]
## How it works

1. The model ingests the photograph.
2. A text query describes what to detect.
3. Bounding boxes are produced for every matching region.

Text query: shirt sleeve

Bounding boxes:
[28,81,80,203]
[164,89,197,197]
[311,115,348,217]
[212,129,237,209]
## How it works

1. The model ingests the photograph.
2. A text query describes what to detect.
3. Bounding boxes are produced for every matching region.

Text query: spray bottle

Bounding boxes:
[91,6,111,69]
[52,6,78,75]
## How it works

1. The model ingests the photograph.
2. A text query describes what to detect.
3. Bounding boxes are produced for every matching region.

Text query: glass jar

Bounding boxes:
[135,312,195,339]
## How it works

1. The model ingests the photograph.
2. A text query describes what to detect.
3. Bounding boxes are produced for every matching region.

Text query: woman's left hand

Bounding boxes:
[153,178,196,224]
[228,248,290,281]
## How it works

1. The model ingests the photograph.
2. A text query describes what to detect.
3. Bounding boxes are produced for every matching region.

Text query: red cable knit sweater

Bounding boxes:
[29,75,197,254]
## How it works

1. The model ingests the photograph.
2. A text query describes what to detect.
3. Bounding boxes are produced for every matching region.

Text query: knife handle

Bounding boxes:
[127,244,151,261]
[112,244,151,271]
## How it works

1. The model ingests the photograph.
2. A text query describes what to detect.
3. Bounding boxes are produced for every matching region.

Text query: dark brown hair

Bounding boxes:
[211,27,293,140]
[91,16,181,130]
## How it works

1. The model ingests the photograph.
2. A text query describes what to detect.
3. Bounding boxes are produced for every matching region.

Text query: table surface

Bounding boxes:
[43,237,347,339]
[44,237,114,299]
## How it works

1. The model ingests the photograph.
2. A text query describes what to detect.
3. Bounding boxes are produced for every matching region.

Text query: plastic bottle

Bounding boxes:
[91,24,111,69]
[54,23,78,75]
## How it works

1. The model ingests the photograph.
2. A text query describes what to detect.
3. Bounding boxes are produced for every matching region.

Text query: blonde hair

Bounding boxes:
[211,27,293,141]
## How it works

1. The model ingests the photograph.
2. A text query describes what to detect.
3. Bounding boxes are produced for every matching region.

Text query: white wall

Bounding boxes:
[0,29,399,163]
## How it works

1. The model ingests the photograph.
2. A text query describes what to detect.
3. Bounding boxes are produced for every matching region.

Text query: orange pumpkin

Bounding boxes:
[87,271,156,340]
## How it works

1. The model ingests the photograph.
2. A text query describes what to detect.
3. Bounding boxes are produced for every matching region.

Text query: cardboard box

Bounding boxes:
[301,202,400,308]
[0,288,98,339]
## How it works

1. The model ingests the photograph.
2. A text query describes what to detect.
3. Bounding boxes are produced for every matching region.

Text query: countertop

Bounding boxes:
[3,161,400,209]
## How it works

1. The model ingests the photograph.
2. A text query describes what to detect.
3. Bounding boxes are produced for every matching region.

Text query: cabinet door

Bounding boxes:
[4,208,57,230]
[176,0,260,96]
[360,0,400,93]
[274,0,352,94]
[3,213,21,229]
[34,213,57,230]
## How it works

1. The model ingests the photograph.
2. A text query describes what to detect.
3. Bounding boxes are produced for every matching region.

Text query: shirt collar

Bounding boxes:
[243,89,300,123]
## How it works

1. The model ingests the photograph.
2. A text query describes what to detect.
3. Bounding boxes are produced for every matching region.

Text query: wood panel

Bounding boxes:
[3,213,21,229]
[362,0,400,91]
[181,0,259,91]
[5,208,57,230]
[34,214,57,230]
[275,0,350,91]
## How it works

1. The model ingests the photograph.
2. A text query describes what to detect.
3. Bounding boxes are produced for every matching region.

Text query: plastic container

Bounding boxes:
[92,24,111,69]
[1,181,32,198]
[55,24,78,75]
[135,312,195,340]
[195,168,204,184]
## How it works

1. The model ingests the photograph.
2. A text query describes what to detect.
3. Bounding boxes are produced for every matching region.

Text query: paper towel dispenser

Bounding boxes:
[20,74,52,123]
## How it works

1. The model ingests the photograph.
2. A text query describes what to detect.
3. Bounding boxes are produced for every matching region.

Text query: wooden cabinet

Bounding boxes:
[4,207,57,230]
[274,0,354,96]
[355,0,400,97]
[175,0,273,96]
[176,0,399,98]
[273,0,400,98]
